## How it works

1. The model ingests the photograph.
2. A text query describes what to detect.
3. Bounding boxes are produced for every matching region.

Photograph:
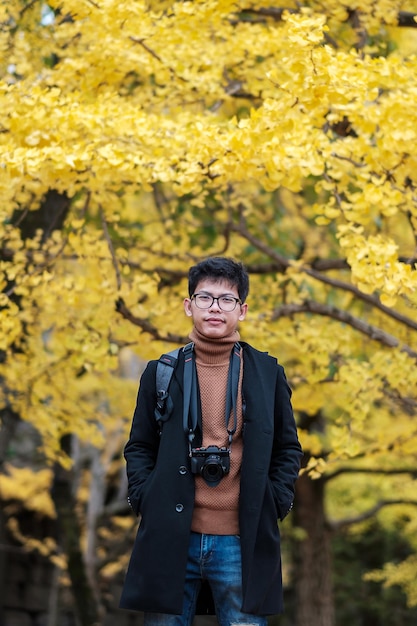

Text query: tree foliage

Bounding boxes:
[1,0,417,622]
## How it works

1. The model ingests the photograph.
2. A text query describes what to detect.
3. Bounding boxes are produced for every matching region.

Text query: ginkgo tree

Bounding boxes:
[1,1,417,625]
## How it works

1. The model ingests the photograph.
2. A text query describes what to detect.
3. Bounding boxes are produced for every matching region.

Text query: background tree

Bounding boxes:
[1,1,417,626]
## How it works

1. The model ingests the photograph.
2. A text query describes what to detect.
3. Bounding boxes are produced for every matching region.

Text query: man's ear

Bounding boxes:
[238,303,248,321]
[184,298,193,317]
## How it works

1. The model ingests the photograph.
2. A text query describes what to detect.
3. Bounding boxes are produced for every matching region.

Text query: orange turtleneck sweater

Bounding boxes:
[189,327,244,535]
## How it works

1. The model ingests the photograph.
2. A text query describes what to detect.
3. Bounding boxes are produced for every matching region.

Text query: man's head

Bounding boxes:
[184,257,249,339]
[187,257,249,303]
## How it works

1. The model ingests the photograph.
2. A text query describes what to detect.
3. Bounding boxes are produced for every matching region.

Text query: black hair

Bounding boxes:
[188,257,249,302]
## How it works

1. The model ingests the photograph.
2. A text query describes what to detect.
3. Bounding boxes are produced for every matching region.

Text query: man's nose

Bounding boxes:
[209,297,221,310]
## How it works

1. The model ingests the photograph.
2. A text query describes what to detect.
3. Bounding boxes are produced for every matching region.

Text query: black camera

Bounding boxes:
[190,445,230,486]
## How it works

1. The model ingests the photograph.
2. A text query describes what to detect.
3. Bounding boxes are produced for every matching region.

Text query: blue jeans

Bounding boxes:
[144,532,267,626]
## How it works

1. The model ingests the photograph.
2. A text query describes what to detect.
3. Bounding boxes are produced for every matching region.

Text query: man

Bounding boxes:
[120,257,303,626]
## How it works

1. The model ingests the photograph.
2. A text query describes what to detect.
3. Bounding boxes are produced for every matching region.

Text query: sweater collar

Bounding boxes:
[188,327,240,365]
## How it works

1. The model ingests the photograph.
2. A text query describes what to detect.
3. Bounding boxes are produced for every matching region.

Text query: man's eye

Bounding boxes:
[221,297,234,304]
[198,295,211,301]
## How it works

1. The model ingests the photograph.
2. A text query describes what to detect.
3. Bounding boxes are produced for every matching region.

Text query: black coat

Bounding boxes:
[119,342,303,616]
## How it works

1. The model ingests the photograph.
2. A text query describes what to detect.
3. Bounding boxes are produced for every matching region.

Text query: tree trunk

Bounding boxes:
[5,189,101,624]
[293,470,334,626]
[52,434,101,626]
[12,189,70,242]
[0,408,21,626]
[9,189,102,623]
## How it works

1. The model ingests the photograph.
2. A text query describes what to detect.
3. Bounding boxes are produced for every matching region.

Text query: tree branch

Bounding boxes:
[328,499,417,531]
[302,268,417,332]
[100,207,122,291]
[115,297,187,344]
[325,466,417,482]
[238,6,417,28]
[398,11,417,27]
[231,217,417,333]
[129,37,188,83]
[231,215,290,272]
[271,300,417,359]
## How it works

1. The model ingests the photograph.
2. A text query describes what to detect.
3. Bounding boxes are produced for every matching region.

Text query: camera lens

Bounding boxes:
[201,455,223,483]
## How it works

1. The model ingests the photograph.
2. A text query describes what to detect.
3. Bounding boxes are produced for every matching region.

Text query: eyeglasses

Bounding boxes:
[191,293,242,312]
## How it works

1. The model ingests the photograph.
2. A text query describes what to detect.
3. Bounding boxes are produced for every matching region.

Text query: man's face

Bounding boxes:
[183,278,248,339]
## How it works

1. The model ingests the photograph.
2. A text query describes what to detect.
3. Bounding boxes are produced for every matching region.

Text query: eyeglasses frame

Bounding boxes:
[191,292,242,312]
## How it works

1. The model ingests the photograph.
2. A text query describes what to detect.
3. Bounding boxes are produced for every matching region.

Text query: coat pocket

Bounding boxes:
[266,478,280,520]
[137,469,158,516]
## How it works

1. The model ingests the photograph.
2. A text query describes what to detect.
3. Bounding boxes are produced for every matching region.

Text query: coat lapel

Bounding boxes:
[240,346,277,513]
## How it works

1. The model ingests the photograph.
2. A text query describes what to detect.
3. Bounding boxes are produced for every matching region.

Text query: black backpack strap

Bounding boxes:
[154,342,194,431]
[154,349,180,427]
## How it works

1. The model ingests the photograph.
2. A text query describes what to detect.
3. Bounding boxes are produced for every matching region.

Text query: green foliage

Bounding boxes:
[333,520,417,625]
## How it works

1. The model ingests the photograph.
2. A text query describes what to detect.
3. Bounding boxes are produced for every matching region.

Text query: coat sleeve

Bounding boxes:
[124,361,160,516]
[269,364,303,521]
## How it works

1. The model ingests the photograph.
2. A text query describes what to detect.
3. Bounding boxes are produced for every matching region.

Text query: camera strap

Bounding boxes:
[182,342,242,448]
[225,342,241,444]
[182,342,198,446]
